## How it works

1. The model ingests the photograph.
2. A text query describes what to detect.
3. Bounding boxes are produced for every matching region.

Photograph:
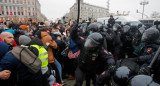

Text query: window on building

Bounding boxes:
[13,6,15,10]
[1,6,3,9]
[5,0,7,3]
[17,7,19,10]
[6,6,8,9]
[13,0,14,3]
[29,12,30,16]
[28,1,30,4]
[18,12,20,15]
[9,0,11,3]
[17,0,19,4]
[21,12,23,15]
[10,6,12,9]
[14,12,16,15]
[21,7,23,10]
[2,11,4,15]
[20,0,23,4]
[7,11,9,15]
[0,0,2,2]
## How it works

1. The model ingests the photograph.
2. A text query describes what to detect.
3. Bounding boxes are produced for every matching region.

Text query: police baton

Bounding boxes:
[148,46,160,68]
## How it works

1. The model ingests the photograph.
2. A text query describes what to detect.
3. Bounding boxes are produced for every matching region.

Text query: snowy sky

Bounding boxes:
[38,0,160,21]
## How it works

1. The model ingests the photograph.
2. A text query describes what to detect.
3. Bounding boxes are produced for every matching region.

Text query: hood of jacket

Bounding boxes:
[29,37,44,46]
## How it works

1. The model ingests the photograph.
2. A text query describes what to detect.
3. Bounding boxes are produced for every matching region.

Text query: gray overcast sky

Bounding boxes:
[38,0,160,21]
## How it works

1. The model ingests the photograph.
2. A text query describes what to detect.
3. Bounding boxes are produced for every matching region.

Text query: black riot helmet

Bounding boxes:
[112,66,134,86]
[141,27,160,43]
[154,20,159,26]
[138,23,143,28]
[138,27,145,35]
[113,23,121,31]
[96,22,103,29]
[87,23,99,33]
[80,23,88,33]
[158,24,160,30]
[129,75,160,86]
[123,25,130,33]
[102,25,108,32]
[84,32,103,50]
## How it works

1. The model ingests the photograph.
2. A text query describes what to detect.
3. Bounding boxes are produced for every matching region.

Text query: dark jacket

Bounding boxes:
[70,25,115,73]
[108,18,115,27]
[0,41,42,85]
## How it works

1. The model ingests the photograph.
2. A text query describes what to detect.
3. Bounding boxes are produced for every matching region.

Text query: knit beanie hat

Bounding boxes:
[19,35,31,45]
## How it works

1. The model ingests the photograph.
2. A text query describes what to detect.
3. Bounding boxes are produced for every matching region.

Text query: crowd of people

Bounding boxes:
[0,16,160,86]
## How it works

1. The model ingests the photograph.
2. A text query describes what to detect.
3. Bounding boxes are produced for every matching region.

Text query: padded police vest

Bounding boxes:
[30,45,48,68]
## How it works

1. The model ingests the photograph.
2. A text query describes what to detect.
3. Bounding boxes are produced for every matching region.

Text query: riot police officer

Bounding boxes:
[111,23,122,61]
[95,58,139,86]
[87,23,99,35]
[134,27,160,83]
[70,24,115,86]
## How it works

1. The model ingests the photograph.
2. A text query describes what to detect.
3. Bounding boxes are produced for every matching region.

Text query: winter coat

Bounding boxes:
[70,25,115,72]
[0,41,42,85]
[40,31,57,63]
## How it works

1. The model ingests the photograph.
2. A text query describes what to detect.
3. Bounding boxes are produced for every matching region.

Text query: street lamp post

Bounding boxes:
[77,0,80,24]
[140,0,149,19]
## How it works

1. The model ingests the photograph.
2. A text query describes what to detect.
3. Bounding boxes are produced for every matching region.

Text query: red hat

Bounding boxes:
[20,25,28,30]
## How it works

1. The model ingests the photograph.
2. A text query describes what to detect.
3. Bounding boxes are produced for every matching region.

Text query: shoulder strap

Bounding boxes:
[19,47,25,62]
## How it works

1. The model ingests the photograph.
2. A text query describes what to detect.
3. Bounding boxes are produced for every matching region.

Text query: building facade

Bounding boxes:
[0,0,47,23]
[64,0,108,22]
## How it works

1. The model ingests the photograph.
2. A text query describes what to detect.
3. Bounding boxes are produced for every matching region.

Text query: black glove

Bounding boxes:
[138,66,151,75]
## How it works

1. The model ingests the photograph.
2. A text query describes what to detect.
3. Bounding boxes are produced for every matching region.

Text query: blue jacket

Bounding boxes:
[0,41,11,59]
[0,41,42,84]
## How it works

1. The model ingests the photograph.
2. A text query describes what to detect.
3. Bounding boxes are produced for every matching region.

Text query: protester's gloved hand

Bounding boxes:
[138,66,151,75]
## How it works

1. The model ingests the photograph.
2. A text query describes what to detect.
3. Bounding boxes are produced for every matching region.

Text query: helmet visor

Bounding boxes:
[141,31,148,42]
[84,38,99,49]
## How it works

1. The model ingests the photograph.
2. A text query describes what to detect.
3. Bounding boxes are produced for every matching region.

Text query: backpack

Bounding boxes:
[9,46,42,74]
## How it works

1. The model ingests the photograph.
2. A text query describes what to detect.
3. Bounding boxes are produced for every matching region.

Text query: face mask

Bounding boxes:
[89,31,93,35]
[113,28,117,31]
[25,33,31,36]
[53,32,59,35]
